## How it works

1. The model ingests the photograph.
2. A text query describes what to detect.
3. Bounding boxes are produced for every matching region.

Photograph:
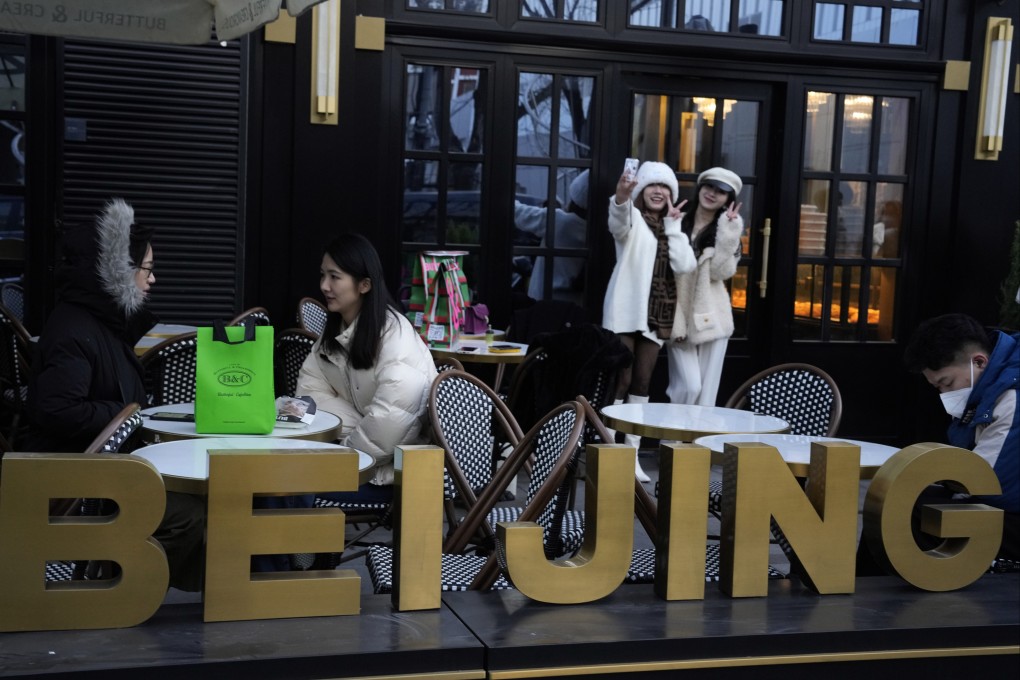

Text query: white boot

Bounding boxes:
[626,394,651,483]
[603,398,624,444]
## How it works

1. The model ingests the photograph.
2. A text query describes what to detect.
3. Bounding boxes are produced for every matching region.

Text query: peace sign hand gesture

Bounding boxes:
[725,202,743,221]
[668,199,688,220]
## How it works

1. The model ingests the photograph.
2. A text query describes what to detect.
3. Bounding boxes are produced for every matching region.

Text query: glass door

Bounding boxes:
[624,77,777,389]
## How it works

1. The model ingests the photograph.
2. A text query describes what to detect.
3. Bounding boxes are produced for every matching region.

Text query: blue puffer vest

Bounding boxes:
[947,331,1020,512]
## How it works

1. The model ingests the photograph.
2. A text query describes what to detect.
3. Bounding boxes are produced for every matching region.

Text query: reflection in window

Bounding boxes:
[814,0,924,46]
[873,183,903,258]
[685,0,728,31]
[0,122,25,186]
[632,94,719,173]
[0,45,26,112]
[793,89,911,342]
[0,194,25,240]
[629,0,785,36]
[877,97,908,174]
[720,99,758,176]
[0,38,26,286]
[889,8,919,46]
[804,91,835,171]
[737,0,783,35]
[402,62,488,254]
[835,180,865,257]
[407,0,490,12]
[513,70,595,304]
[521,0,598,22]
[850,5,882,43]
[840,95,873,173]
[813,3,844,40]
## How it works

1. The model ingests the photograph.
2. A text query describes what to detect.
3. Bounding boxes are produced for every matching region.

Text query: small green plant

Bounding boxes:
[1000,219,1020,331]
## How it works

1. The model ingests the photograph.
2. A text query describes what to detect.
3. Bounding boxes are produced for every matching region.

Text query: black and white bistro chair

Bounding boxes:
[693,363,845,520]
[297,297,327,337]
[229,306,272,327]
[139,332,198,406]
[0,302,32,445]
[274,327,318,397]
[366,400,585,593]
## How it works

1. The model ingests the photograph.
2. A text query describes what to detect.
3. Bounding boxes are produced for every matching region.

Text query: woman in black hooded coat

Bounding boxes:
[25,198,205,592]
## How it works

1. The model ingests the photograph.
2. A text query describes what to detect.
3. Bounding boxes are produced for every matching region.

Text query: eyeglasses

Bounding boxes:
[137,266,155,276]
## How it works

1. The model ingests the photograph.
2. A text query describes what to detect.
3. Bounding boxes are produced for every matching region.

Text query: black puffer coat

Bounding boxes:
[24,200,155,452]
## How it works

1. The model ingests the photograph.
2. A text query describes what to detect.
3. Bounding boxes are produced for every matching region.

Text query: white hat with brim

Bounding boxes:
[697,167,742,196]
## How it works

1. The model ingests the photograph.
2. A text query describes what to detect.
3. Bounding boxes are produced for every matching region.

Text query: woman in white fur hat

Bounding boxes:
[602,161,697,482]
[667,167,745,407]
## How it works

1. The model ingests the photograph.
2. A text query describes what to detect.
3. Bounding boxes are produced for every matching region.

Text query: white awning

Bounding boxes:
[0,1,327,44]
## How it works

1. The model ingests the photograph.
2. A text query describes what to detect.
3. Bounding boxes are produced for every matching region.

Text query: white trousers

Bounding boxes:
[666,337,729,406]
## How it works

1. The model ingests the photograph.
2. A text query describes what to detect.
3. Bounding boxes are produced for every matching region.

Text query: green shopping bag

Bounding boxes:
[195,319,276,434]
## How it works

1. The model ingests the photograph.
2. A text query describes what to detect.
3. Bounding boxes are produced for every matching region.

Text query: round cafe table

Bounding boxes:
[131,437,374,495]
[428,338,529,388]
[601,403,789,443]
[139,403,342,444]
[693,433,901,479]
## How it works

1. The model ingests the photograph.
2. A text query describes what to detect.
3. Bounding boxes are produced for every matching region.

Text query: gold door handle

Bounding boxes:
[758,218,772,299]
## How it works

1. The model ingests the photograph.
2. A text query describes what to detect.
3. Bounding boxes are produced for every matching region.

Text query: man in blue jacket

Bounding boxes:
[858,313,1018,575]
[903,313,1019,561]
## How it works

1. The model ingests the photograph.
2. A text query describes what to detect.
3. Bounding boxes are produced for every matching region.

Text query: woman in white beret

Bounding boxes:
[667,167,745,407]
[602,161,697,482]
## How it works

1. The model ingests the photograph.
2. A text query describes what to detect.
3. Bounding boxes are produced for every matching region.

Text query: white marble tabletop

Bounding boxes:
[601,403,789,442]
[131,437,373,494]
[693,433,901,479]
[140,402,342,443]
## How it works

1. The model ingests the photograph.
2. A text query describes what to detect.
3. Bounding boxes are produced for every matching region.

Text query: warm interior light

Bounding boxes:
[975,17,1014,160]
[692,97,734,127]
[844,95,873,129]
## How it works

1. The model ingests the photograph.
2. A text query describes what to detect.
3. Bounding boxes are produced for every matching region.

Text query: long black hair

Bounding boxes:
[681,183,738,255]
[320,233,399,370]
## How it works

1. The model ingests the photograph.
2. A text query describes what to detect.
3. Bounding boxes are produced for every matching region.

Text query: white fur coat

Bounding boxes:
[602,197,696,335]
[671,213,744,345]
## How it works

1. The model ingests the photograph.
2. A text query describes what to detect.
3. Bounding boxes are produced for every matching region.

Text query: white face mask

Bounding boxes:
[939,361,974,419]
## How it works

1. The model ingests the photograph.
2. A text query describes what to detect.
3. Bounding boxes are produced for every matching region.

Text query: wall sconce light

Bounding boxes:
[311,0,340,126]
[975,16,1014,161]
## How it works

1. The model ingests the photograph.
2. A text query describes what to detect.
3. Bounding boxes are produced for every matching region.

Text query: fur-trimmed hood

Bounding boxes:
[54,198,154,341]
[96,198,146,315]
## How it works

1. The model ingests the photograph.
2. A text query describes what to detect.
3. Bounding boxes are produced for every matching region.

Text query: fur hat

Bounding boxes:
[697,167,742,196]
[568,170,589,210]
[631,161,679,204]
[96,198,147,315]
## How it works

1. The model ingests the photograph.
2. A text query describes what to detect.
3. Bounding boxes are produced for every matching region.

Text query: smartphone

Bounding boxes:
[623,157,639,181]
[458,346,479,353]
[148,412,195,422]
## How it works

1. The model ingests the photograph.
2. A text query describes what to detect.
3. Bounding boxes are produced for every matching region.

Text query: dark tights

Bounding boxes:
[615,333,661,399]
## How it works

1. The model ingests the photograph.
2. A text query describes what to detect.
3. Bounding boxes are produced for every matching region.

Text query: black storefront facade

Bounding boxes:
[4,4,1019,482]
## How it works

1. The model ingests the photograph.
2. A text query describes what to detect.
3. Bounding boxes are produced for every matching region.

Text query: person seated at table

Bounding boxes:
[858,313,1018,574]
[24,198,205,592]
[297,232,438,502]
